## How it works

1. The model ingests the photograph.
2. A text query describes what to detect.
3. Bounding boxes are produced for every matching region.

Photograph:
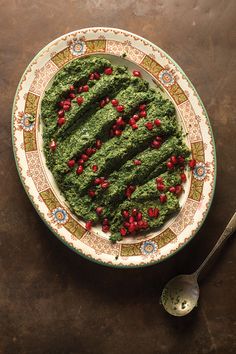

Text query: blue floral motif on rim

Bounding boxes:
[52,207,68,224]
[70,40,85,56]
[140,240,158,255]
[158,69,175,87]
[193,162,207,181]
[20,114,35,131]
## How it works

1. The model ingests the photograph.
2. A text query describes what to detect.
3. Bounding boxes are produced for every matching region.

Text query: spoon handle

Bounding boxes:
[194,211,236,278]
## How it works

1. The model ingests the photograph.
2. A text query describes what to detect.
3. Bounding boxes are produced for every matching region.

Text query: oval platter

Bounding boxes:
[12,27,216,268]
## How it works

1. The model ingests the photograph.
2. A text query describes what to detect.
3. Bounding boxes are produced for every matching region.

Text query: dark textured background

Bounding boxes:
[0,1,236,353]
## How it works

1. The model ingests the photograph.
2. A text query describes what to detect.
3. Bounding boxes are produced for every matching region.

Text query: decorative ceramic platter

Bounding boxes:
[12,27,216,268]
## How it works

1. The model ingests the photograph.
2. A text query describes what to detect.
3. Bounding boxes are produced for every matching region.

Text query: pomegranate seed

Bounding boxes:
[85,220,92,231]
[83,85,89,92]
[94,177,101,185]
[104,67,113,75]
[92,165,98,172]
[169,186,176,193]
[77,96,84,105]
[78,86,83,93]
[175,185,182,195]
[139,110,147,118]
[85,148,93,156]
[69,93,76,99]
[103,218,109,225]
[69,85,75,91]
[129,216,135,223]
[112,124,118,130]
[89,73,95,80]
[167,161,174,169]
[154,119,161,126]
[63,104,70,111]
[122,210,129,218]
[116,105,124,112]
[133,70,141,77]
[95,139,102,149]
[144,122,153,130]
[137,220,144,228]
[180,173,187,182]
[101,181,109,189]
[132,114,139,121]
[111,99,118,106]
[125,185,136,199]
[100,100,106,108]
[159,194,167,203]
[58,109,64,118]
[156,136,162,142]
[128,223,136,233]
[76,165,84,175]
[96,207,103,215]
[180,166,185,171]
[49,140,57,151]
[80,154,88,162]
[116,117,125,126]
[137,212,143,221]
[78,159,84,165]
[67,159,75,168]
[64,99,71,105]
[91,148,96,154]
[120,228,127,236]
[124,222,130,228]
[151,140,161,149]
[139,104,146,111]
[153,208,159,218]
[156,177,163,184]
[58,101,64,108]
[94,72,100,80]
[142,220,149,229]
[57,117,66,126]
[132,124,138,130]
[88,190,96,198]
[133,159,141,165]
[105,97,110,104]
[189,159,196,169]
[100,177,105,183]
[102,225,110,233]
[148,208,154,217]
[129,117,136,126]
[132,208,138,216]
[114,129,122,136]
[170,155,178,165]
[178,155,185,164]
[157,183,165,191]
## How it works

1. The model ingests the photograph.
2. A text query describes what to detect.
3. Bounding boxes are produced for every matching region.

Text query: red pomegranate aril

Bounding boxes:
[153,208,159,218]
[148,208,154,217]
[101,181,109,189]
[83,85,89,92]
[114,129,122,136]
[58,109,64,118]
[85,148,93,156]
[69,93,76,99]
[104,67,113,75]
[128,223,136,233]
[96,207,103,215]
[105,96,110,104]
[63,104,70,111]
[129,117,136,126]
[77,96,84,105]
[189,159,196,169]
[139,110,147,118]
[85,220,92,231]
[103,218,109,226]
[111,99,118,106]
[69,85,75,91]
[50,140,57,151]
[132,114,139,121]
[151,140,161,149]
[124,221,130,228]
[139,104,146,111]
[94,72,100,80]
[167,161,174,169]
[58,101,64,108]
[102,225,110,233]
[137,220,144,228]
[100,177,105,183]
[159,194,167,203]
[78,86,83,93]
[116,117,125,126]
[133,159,141,166]
[180,166,185,171]
[133,70,141,77]
[132,124,138,130]
[64,99,71,105]
[156,177,163,184]
[154,119,161,126]
[169,186,176,193]
[125,185,136,199]
[142,220,149,229]
[95,139,102,149]
[170,155,178,165]
[100,100,106,108]
[92,165,98,172]
[180,173,187,182]
[94,177,101,185]
[91,148,96,155]
[81,154,89,162]
[132,208,138,216]
[156,136,162,142]
[89,73,95,80]
[88,190,96,198]
[145,122,153,130]
[122,210,129,219]
[76,165,84,175]
[57,117,66,126]
[116,105,124,112]
[157,183,165,191]
[178,155,185,164]
[67,159,75,168]
[129,216,135,223]
[78,159,84,165]
[120,228,127,236]
[175,185,182,195]
[137,212,143,221]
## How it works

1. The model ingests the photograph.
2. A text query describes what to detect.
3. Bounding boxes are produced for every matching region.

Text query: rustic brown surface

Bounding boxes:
[0,1,236,353]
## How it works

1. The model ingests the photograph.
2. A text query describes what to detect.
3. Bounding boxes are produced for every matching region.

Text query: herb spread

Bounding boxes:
[41,56,191,242]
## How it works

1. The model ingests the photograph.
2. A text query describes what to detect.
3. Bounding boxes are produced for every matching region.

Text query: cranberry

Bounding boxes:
[116,117,125,126]
[76,165,84,175]
[85,220,93,231]
[101,181,109,189]
[120,228,127,236]
[159,194,167,203]
[94,72,100,80]
[170,155,178,165]
[111,99,118,106]
[132,114,139,121]
[154,119,161,126]
[133,159,141,165]
[133,70,141,77]
[67,159,75,168]
[102,225,110,233]
[132,124,138,130]
[95,139,102,149]
[83,85,89,92]
[189,159,196,169]
[77,96,84,105]
[139,110,147,118]
[50,140,57,151]
[92,165,98,172]
[104,67,113,75]
[180,173,187,182]
[144,122,154,130]
[167,161,174,169]
[88,190,96,198]
[96,207,103,215]
[139,104,146,111]
[157,183,165,191]
[69,93,76,99]
[116,105,124,112]
[58,109,64,118]
[57,117,65,126]
[175,185,182,195]
[169,186,176,193]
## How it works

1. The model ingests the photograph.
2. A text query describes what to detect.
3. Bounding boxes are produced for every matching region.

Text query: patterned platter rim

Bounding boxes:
[12,27,217,268]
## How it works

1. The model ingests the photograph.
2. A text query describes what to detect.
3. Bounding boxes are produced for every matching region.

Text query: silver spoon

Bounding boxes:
[161,211,236,316]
